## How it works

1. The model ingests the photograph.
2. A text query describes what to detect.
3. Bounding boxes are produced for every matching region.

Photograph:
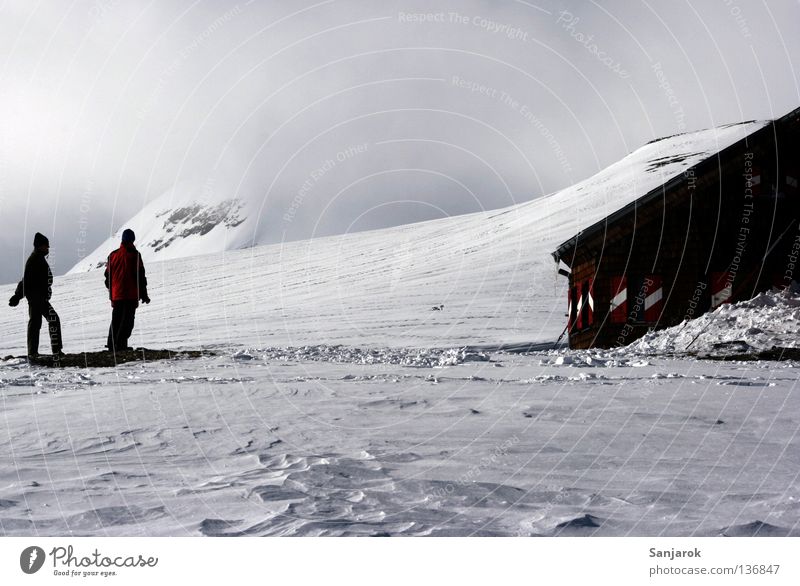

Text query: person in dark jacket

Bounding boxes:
[8,232,63,359]
[104,229,150,352]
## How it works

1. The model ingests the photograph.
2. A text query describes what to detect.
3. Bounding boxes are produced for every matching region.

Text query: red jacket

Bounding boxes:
[104,243,148,304]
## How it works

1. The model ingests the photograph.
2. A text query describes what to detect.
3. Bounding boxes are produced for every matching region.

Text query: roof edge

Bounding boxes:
[549,108,800,265]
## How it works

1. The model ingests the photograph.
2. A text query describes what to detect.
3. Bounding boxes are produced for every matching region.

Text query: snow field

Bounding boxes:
[2,119,796,536]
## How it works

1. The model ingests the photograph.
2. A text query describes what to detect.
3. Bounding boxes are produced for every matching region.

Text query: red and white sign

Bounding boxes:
[567,287,574,332]
[643,275,663,322]
[581,280,595,330]
[710,271,732,308]
[609,276,627,324]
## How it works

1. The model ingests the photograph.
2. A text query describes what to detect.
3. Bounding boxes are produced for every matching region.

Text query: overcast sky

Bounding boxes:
[1,0,799,281]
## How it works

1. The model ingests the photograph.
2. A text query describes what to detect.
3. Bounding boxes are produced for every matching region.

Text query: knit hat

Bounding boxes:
[33,232,49,248]
[121,229,135,243]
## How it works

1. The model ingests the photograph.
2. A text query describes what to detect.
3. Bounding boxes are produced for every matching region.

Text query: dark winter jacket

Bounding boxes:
[13,250,53,303]
[104,243,148,304]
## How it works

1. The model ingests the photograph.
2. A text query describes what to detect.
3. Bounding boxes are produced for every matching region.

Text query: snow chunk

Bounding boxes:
[625,287,800,356]
[243,345,490,368]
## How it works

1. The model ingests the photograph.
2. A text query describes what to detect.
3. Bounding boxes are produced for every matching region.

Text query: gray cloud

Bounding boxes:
[0,0,798,282]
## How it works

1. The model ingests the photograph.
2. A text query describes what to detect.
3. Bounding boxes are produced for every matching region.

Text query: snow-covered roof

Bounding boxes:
[549,119,769,262]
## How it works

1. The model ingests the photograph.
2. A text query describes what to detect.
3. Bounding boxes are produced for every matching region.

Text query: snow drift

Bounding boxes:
[627,286,800,356]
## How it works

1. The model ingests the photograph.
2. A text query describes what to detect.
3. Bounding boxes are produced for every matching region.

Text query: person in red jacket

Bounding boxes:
[104,229,150,351]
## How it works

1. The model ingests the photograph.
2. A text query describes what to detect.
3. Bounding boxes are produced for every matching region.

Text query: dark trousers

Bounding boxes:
[107,300,137,351]
[27,300,62,357]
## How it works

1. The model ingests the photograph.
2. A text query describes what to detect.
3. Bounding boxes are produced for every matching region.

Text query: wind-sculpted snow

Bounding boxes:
[1,350,799,536]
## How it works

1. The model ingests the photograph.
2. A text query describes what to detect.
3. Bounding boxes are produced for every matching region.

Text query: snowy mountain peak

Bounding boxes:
[70,184,254,273]
[150,198,246,253]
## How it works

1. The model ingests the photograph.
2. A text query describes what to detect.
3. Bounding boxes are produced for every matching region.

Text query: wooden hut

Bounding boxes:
[552,106,800,349]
